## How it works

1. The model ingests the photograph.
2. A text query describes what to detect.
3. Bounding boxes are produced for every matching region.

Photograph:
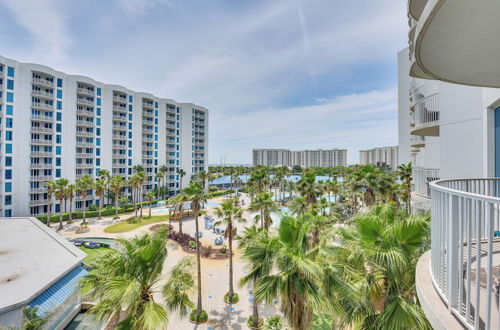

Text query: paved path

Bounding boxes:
[57,193,280,329]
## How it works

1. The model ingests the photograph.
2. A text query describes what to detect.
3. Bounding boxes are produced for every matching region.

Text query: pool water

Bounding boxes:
[64,311,105,330]
[151,200,220,214]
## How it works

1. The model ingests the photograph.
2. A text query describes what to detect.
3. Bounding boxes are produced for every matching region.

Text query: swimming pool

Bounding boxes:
[151,200,220,214]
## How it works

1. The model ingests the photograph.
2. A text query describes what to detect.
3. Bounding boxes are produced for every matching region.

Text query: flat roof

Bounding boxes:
[0,218,86,313]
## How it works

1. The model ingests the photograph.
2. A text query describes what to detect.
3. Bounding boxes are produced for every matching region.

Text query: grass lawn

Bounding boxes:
[104,215,170,233]
[80,246,116,264]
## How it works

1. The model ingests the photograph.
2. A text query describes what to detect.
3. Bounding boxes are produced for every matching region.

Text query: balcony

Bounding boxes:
[30,175,53,181]
[76,87,95,96]
[112,134,127,140]
[113,105,127,113]
[32,102,53,111]
[30,187,46,193]
[30,151,52,157]
[31,90,54,99]
[413,167,439,198]
[112,144,127,150]
[76,141,93,147]
[113,95,128,104]
[29,163,53,169]
[76,163,94,169]
[142,102,154,109]
[76,109,94,117]
[30,139,53,146]
[30,126,53,134]
[32,77,54,87]
[76,152,94,158]
[76,120,94,127]
[29,199,48,206]
[31,114,53,122]
[76,131,94,137]
[411,93,439,136]
[410,135,425,148]
[417,178,500,330]
[113,124,127,132]
[76,98,94,106]
[113,154,127,159]
[113,114,127,121]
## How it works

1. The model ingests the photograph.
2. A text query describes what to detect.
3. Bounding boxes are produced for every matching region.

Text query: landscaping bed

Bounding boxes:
[104,215,169,233]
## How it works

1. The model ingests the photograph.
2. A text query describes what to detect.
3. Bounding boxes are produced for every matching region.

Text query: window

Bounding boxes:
[56,169,61,178]
[5,182,11,193]
[56,112,62,121]
[6,144,12,154]
[155,102,158,108]
[6,92,13,102]
[96,128,100,136]
[5,131,12,141]
[96,158,100,166]
[96,98,101,106]
[56,146,61,155]
[4,210,12,217]
[57,90,62,98]
[129,114,132,121]
[57,101,62,110]
[96,148,100,156]
[96,118,101,126]
[5,170,12,179]
[6,118,12,128]
[56,124,62,132]
[129,95,133,103]
[5,157,12,167]
[56,158,61,166]
[96,138,100,146]
[56,135,61,144]
[96,108,101,116]
[57,78,63,88]
[7,80,14,90]
[97,88,101,96]
[7,67,14,77]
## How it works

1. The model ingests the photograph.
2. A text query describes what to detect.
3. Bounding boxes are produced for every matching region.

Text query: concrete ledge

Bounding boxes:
[416,250,466,330]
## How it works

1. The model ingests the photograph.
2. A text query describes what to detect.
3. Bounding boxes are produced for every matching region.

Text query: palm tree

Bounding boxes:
[136,170,146,218]
[54,178,69,231]
[155,172,163,199]
[76,175,94,224]
[288,196,309,216]
[98,169,111,205]
[146,191,155,218]
[214,198,246,303]
[81,231,196,329]
[44,180,56,227]
[168,193,188,234]
[397,162,413,214]
[249,192,279,230]
[66,184,75,222]
[129,174,140,218]
[296,171,319,205]
[249,214,348,330]
[197,170,209,192]
[178,168,186,192]
[182,181,208,321]
[94,179,106,219]
[23,307,47,330]
[238,225,269,328]
[335,204,431,329]
[109,175,126,219]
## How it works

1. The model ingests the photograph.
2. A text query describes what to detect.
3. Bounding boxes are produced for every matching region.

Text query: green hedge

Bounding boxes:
[37,206,135,224]
[206,189,234,199]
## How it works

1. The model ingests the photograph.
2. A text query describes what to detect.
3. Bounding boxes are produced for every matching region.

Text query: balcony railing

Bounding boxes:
[32,77,54,87]
[30,126,53,134]
[113,105,127,113]
[430,178,500,329]
[113,95,128,104]
[412,93,440,136]
[31,90,54,99]
[76,98,94,106]
[76,87,95,96]
[413,167,440,198]
[31,114,53,122]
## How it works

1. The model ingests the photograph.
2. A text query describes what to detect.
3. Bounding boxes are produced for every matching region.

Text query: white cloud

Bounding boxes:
[1,0,71,63]
[116,0,173,17]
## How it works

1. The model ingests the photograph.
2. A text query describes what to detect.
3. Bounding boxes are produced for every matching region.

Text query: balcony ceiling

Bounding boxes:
[408,0,427,20]
[412,0,500,88]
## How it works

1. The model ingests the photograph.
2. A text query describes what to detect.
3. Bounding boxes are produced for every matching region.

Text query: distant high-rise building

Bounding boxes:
[359,146,399,170]
[252,148,347,167]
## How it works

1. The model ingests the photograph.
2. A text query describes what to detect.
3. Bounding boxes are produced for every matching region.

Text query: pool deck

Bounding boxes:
[58,193,280,329]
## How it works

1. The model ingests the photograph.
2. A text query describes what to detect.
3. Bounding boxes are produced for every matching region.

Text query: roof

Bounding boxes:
[0,218,86,313]
[28,265,88,315]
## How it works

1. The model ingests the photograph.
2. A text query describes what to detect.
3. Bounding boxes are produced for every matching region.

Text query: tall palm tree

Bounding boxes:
[81,232,196,330]
[249,192,279,230]
[177,168,186,192]
[94,179,106,219]
[296,171,319,205]
[168,193,188,234]
[335,204,431,329]
[54,178,69,231]
[197,170,209,192]
[129,174,140,218]
[109,175,126,219]
[145,191,155,218]
[76,175,94,224]
[288,196,309,216]
[182,181,208,321]
[397,162,413,214]
[155,172,163,199]
[136,170,146,218]
[249,214,348,330]
[98,169,111,205]
[44,180,56,227]
[238,226,269,329]
[66,184,75,222]
[214,198,246,303]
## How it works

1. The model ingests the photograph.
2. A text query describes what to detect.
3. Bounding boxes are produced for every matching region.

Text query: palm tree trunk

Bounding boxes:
[149,204,152,218]
[229,223,234,299]
[58,199,64,231]
[82,200,87,224]
[140,186,143,218]
[134,187,138,218]
[179,206,183,234]
[252,279,260,327]
[46,198,51,227]
[69,198,73,222]
[194,209,203,316]
[260,208,264,228]
[98,194,103,219]
[114,196,119,218]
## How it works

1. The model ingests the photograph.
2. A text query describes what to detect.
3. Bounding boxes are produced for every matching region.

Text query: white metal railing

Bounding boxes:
[76,131,94,137]
[413,167,439,198]
[31,90,54,98]
[76,98,94,106]
[113,125,127,131]
[31,126,53,133]
[76,87,94,96]
[430,178,500,329]
[113,105,127,112]
[113,95,127,103]
[414,93,439,127]
[32,77,54,87]
[32,114,53,122]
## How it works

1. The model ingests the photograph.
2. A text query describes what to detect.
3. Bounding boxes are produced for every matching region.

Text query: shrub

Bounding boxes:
[224,292,239,304]
[247,316,264,329]
[149,224,173,232]
[264,316,285,330]
[189,310,208,323]
[188,240,197,249]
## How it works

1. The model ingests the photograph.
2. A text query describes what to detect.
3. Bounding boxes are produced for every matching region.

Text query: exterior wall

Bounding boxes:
[0,54,209,216]
[398,48,412,166]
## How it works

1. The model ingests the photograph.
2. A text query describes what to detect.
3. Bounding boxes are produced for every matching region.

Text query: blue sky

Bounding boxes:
[0,0,407,164]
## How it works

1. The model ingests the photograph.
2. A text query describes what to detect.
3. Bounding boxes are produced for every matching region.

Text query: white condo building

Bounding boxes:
[0,55,208,217]
[401,1,500,329]
[359,146,399,170]
[252,148,347,167]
